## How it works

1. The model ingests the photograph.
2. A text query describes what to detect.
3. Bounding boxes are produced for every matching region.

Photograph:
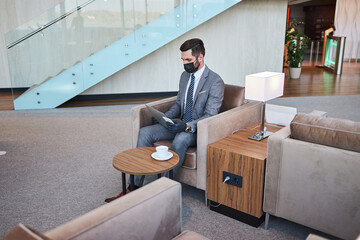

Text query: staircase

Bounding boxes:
[9,0,242,110]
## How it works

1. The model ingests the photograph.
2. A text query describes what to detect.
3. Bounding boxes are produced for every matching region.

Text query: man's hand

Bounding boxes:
[166,120,186,133]
[152,117,159,125]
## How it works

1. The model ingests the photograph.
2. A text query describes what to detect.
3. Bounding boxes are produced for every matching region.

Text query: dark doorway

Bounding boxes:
[287,0,337,64]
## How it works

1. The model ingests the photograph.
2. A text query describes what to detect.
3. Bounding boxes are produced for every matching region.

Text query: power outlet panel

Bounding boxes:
[223,171,242,188]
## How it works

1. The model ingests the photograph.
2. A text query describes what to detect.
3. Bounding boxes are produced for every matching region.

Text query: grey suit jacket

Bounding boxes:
[165,65,224,133]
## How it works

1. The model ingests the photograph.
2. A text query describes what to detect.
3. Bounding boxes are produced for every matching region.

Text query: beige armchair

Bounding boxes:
[263,112,360,240]
[131,84,262,193]
[3,178,208,240]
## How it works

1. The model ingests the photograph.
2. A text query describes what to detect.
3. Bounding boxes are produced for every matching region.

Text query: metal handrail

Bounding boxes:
[6,0,95,49]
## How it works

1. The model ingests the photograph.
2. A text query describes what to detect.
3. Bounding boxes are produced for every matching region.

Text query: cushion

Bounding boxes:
[219,84,245,113]
[2,224,50,240]
[154,141,197,169]
[290,113,360,152]
[172,230,209,240]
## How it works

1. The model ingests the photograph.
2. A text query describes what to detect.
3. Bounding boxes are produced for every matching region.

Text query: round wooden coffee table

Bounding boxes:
[112,147,179,196]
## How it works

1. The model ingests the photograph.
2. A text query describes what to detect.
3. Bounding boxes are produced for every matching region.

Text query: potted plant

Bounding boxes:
[285,19,309,79]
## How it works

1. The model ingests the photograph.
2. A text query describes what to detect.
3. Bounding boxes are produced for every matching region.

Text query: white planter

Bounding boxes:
[289,67,301,79]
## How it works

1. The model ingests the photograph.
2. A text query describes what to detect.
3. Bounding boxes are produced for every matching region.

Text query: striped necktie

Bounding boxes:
[182,74,195,123]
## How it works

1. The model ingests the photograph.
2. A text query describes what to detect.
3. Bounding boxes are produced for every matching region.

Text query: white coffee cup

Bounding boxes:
[156,146,168,158]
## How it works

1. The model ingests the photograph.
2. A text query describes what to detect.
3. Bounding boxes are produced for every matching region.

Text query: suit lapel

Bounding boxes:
[193,65,209,105]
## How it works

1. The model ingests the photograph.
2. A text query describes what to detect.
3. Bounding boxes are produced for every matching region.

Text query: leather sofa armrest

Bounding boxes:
[263,126,291,214]
[131,96,176,147]
[196,101,262,190]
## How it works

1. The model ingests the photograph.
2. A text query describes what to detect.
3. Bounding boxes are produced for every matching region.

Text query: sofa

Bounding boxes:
[263,112,360,240]
[131,84,262,193]
[2,177,208,240]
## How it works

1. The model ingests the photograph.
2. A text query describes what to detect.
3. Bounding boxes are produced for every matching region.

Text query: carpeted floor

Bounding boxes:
[0,105,134,237]
[268,94,360,121]
[1,95,357,239]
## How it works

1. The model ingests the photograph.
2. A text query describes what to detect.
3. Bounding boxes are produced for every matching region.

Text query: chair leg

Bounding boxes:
[204,190,208,206]
[264,213,270,229]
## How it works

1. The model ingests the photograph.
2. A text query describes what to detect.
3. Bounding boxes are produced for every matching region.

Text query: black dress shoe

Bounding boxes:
[105,188,131,203]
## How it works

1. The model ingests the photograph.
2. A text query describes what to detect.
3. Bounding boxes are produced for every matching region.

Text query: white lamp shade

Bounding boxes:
[245,71,284,102]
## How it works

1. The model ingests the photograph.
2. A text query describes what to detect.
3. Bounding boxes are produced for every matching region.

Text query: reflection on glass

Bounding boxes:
[324,39,337,69]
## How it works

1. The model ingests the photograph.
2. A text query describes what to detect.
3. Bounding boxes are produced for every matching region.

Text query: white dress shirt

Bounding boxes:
[184,65,205,109]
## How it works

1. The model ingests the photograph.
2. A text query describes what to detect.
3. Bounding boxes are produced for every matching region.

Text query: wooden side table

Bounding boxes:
[207,123,281,227]
[109,147,179,200]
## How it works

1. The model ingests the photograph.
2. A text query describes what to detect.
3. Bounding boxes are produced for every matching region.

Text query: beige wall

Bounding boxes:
[0,0,64,88]
[1,0,288,94]
[334,0,360,60]
[84,0,288,94]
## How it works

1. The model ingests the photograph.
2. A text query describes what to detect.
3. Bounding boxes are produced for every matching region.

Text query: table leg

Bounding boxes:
[122,172,127,196]
[129,174,135,191]
[169,170,174,179]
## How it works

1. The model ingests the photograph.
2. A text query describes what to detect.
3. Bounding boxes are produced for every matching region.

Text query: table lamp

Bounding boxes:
[245,71,284,141]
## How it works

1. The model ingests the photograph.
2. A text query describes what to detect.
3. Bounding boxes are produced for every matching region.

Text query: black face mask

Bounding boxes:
[184,58,199,73]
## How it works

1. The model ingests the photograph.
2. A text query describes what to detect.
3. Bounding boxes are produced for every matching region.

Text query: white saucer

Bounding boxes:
[151,152,173,161]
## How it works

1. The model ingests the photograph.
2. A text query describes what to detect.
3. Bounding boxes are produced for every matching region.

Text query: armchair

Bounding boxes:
[263,112,360,240]
[3,178,208,240]
[131,84,262,192]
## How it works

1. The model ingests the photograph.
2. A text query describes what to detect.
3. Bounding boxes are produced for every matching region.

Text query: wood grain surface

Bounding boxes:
[113,147,179,175]
[207,123,281,218]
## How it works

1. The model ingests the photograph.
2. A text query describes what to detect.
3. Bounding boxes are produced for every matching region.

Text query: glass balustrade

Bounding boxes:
[6,0,240,109]
[6,0,187,105]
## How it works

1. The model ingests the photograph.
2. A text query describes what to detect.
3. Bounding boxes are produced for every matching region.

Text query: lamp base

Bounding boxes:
[248,131,273,141]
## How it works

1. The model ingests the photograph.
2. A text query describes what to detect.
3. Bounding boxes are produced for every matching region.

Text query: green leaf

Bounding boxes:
[285,19,309,67]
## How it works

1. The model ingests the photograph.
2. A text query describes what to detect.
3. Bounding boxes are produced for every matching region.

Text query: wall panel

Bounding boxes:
[334,0,360,60]
[83,0,288,94]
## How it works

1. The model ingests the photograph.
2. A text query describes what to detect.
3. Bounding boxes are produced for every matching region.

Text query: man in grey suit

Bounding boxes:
[135,38,224,188]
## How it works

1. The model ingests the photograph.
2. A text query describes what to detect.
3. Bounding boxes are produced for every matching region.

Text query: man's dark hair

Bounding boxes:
[180,38,205,57]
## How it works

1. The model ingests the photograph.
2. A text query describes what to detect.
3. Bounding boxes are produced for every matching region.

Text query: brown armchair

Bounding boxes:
[131,84,262,194]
